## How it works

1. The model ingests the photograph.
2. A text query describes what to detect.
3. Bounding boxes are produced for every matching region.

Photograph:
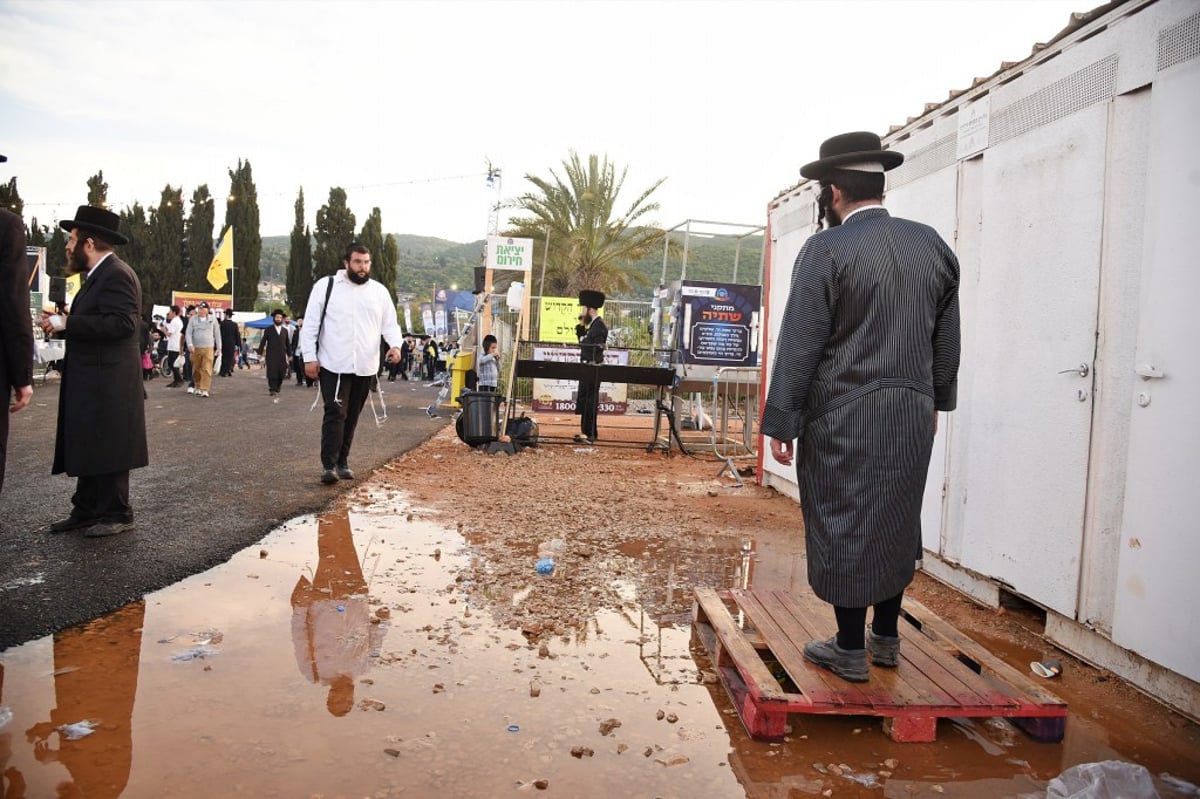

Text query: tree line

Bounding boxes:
[2,165,402,318]
[3,150,761,324]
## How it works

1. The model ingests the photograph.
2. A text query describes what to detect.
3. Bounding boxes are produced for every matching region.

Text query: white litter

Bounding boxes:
[59,720,98,740]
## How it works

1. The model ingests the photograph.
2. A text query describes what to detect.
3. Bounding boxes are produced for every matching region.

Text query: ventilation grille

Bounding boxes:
[1157,9,1200,71]
[888,134,957,189]
[991,54,1118,145]
[772,198,815,239]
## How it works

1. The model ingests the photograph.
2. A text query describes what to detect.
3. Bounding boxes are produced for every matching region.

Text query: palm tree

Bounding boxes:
[505,151,666,297]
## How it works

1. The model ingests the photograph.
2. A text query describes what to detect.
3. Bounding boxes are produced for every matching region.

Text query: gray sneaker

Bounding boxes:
[867,629,901,667]
[803,636,869,682]
[320,469,339,485]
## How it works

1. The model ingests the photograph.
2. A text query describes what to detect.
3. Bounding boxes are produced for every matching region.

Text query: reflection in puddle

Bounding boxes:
[0,497,744,798]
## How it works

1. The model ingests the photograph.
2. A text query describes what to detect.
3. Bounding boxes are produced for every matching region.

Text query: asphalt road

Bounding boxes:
[0,365,449,650]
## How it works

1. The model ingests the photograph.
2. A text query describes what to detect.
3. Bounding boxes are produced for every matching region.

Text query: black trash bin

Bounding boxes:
[458,391,503,446]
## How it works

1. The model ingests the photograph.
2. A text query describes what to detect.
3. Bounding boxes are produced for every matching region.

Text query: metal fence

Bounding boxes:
[471,296,760,460]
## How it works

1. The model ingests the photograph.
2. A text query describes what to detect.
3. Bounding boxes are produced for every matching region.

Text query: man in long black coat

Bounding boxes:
[218,309,239,377]
[258,309,290,395]
[574,290,608,444]
[0,177,34,495]
[40,206,148,538]
[763,132,960,682]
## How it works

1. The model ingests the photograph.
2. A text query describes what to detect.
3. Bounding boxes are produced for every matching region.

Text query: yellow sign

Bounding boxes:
[539,296,603,343]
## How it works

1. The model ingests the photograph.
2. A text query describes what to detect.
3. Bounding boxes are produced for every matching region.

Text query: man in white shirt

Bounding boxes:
[302,243,403,485]
[162,306,184,387]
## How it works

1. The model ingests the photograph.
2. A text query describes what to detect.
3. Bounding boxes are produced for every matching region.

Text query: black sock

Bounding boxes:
[833,605,867,650]
[871,591,904,638]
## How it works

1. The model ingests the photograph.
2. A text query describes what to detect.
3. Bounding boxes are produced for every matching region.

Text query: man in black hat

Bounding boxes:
[762,131,961,681]
[257,309,290,396]
[574,290,608,444]
[218,308,239,377]
[0,154,33,496]
[39,205,148,537]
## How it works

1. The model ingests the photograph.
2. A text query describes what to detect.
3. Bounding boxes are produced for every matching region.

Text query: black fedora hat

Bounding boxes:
[800,131,904,181]
[60,205,129,246]
[578,289,605,309]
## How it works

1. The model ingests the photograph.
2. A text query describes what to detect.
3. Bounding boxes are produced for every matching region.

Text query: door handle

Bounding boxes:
[1135,364,1165,380]
[1057,363,1089,378]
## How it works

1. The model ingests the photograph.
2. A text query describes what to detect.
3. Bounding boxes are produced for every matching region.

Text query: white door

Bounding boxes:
[1111,61,1200,682]
[957,105,1108,617]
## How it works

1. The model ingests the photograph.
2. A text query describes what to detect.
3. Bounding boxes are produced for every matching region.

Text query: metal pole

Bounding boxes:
[733,237,742,283]
[539,229,549,296]
[680,220,691,281]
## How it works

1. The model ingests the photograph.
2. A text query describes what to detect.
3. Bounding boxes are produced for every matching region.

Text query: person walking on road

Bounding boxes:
[301,242,403,485]
[161,305,184,387]
[185,301,221,397]
[219,309,239,377]
[762,131,961,682]
[0,153,33,496]
[258,309,290,396]
[39,206,148,538]
[292,317,311,386]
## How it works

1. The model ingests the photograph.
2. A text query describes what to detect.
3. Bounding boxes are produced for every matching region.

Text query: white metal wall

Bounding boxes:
[762,0,1200,696]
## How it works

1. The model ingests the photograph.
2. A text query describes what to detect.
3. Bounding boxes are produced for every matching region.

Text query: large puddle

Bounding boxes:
[1,489,1197,798]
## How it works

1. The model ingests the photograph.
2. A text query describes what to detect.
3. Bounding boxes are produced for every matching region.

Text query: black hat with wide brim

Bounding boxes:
[578,289,605,309]
[59,205,129,246]
[799,131,904,181]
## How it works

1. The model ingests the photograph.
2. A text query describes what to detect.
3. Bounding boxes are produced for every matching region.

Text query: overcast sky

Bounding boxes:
[1,0,1085,243]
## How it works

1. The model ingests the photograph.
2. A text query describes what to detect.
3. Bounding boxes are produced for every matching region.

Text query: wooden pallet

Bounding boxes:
[692,587,1068,743]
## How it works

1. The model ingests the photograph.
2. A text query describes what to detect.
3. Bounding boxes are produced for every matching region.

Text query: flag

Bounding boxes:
[207,227,233,291]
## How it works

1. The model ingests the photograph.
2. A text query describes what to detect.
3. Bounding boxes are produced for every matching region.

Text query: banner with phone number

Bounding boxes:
[531,346,628,413]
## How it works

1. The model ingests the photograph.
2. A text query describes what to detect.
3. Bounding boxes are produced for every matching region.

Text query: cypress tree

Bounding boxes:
[119,204,154,313]
[358,207,387,295]
[86,171,108,207]
[28,218,47,247]
[47,226,67,277]
[286,187,315,313]
[313,187,356,282]
[148,185,185,310]
[380,233,399,303]
[188,185,215,279]
[223,159,262,310]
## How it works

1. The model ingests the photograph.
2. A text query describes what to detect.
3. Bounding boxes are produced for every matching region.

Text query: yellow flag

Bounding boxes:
[207,227,233,290]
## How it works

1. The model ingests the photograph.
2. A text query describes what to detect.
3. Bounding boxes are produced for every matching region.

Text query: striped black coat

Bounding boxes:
[762,207,961,607]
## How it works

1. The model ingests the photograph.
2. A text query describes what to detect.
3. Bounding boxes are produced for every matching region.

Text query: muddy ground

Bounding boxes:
[365,417,1200,791]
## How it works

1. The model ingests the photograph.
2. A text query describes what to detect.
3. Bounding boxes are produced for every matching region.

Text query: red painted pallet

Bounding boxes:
[692,586,1068,743]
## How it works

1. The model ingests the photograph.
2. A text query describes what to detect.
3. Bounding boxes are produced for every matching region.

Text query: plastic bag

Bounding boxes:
[173,353,185,369]
[1046,760,1159,798]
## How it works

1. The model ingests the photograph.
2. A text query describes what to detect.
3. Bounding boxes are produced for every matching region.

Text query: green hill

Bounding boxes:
[259,232,763,301]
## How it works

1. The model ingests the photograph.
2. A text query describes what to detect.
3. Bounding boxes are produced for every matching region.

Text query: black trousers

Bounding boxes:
[578,374,600,439]
[166,350,182,382]
[319,369,373,470]
[71,471,132,523]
